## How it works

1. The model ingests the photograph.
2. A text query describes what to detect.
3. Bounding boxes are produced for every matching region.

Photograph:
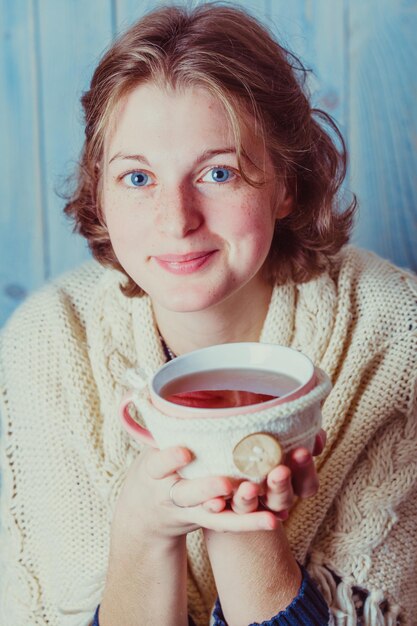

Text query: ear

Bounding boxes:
[274,188,293,220]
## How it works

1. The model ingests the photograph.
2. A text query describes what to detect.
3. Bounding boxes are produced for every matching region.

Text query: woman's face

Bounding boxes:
[102,82,290,314]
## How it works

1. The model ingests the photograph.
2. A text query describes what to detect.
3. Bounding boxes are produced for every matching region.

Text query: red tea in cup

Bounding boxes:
[160,368,299,409]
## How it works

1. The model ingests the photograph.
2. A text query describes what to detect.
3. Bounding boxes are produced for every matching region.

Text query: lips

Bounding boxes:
[156,251,214,263]
[153,250,217,274]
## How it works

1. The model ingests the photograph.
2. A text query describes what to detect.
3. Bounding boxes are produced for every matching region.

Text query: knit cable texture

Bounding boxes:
[0,246,416,626]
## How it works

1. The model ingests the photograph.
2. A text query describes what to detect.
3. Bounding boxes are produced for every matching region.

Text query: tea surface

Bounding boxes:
[160,368,299,409]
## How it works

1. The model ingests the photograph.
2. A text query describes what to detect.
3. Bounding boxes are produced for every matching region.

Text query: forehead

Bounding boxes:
[103,81,262,159]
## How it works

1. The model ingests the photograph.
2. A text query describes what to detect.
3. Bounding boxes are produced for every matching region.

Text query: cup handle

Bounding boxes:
[119,391,158,447]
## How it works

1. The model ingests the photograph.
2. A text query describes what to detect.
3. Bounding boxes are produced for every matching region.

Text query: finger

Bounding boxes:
[202,497,228,513]
[264,465,294,511]
[312,429,327,456]
[168,476,234,508]
[288,448,319,498]
[146,446,193,479]
[193,508,280,533]
[231,481,261,514]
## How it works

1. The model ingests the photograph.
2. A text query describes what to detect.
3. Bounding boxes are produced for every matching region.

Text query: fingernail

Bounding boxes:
[272,477,287,487]
[296,452,311,465]
[177,449,193,465]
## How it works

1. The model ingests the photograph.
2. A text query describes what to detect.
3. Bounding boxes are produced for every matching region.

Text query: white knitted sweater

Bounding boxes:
[0,246,416,626]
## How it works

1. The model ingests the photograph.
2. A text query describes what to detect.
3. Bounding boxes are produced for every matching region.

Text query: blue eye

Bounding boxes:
[202,167,234,184]
[124,171,150,187]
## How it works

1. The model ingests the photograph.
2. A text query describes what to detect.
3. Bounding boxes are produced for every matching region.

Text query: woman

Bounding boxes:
[1,4,416,625]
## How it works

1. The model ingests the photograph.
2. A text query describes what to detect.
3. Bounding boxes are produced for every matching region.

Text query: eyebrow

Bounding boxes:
[108,147,238,166]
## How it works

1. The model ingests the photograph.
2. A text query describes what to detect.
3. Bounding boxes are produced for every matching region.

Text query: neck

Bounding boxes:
[153,281,273,356]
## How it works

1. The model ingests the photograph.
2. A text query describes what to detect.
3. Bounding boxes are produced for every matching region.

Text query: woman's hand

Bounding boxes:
[199,431,327,625]
[113,444,280,548]
[224,429,327,518]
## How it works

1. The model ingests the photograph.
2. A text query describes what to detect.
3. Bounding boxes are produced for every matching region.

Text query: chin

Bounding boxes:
[151,285,231,314]
[156,295,215,314]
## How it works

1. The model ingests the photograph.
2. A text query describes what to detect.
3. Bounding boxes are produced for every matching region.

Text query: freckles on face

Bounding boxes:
[226,186,277,245]
[99,81,284,312]
[101,184,128,246]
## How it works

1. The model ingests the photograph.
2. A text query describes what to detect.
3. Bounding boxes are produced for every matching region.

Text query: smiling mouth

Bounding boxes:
[156,251,216,262]
[153,250,217,274]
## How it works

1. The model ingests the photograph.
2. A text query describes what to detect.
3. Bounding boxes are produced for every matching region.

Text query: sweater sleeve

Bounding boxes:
[0,287,110,625]
[211,565,331,625]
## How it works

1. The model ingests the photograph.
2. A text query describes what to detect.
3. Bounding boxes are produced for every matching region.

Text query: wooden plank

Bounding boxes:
[0,0,45,328]
[36,0,114,279]
[264,0,354,241]
[267,1,348,181]
[302,1,351,221]
[115,0,267,34]
[303,0,346,136]
[114,0,170,33]
[266,0,308,60]
[349,0,417,271]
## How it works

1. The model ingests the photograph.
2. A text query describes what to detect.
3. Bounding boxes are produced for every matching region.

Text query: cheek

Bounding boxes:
[226,192,275,241]
[102,187,121,231]
[103,189,145,243]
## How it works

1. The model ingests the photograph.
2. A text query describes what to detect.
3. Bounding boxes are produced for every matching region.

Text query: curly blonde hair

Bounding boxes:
[64,2,356,297]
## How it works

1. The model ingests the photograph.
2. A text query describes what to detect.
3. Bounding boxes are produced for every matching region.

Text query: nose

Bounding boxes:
[155,184,203,238]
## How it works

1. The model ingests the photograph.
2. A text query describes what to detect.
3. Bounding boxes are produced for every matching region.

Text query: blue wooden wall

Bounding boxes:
[1,0,416,327]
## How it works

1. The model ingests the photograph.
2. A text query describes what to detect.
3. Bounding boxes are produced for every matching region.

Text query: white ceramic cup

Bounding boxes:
[119,343,331,481]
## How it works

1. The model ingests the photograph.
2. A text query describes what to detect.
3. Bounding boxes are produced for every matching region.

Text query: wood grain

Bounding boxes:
[1,0,415,327]
[0,0,45,324]
[348,0,417,270]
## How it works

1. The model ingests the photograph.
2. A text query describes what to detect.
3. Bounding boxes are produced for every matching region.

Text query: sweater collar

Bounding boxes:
[129,281,298,374]
[91,265,336,391]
